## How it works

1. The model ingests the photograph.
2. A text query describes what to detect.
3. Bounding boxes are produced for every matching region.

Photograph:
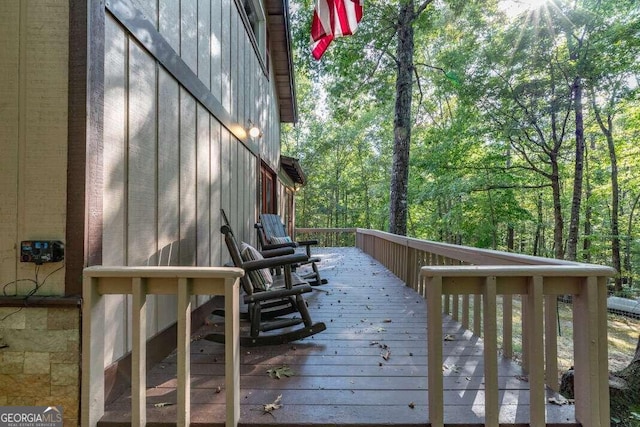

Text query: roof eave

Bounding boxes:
[266,0,298,123]
[280,155,306,186]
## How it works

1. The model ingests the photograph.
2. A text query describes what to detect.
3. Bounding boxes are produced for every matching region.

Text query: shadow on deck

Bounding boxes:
[99,247,577,426]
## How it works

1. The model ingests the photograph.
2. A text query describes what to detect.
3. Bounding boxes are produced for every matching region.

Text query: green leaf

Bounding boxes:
[445,71,462,86]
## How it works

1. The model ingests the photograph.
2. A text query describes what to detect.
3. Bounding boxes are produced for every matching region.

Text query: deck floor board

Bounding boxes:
[99,247,577,426]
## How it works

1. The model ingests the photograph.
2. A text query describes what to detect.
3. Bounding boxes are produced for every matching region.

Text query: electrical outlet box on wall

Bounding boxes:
[20,240,65,265]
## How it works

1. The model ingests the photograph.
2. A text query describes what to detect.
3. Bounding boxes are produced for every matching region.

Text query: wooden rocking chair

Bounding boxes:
[204,223,326,346]
[255,213,327,285]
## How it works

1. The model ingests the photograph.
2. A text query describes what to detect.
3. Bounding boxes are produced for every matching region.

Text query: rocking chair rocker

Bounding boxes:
[204,222,326,346]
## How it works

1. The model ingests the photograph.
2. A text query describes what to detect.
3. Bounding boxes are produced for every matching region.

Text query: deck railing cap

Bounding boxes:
[420,264,616,277]
[83,265,244,278]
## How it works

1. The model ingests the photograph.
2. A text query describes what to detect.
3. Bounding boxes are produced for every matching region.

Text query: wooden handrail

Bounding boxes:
[358,229,614,426]
[298,227,615,426]
[81,266,244,427]
[420,266,613,427]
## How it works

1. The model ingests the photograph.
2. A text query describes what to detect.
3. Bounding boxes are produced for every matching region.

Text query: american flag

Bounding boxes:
[311,0,363,60]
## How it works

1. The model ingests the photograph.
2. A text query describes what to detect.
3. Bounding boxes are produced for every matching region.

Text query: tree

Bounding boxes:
[476,16,575,259]
[389,0,436,235]
[285,0,640,283]
[585,3,640,288]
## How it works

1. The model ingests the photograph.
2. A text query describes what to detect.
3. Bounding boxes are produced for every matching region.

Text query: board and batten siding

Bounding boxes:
[102,0,280,364]
[0,4,81,423]
[0,0,68,296]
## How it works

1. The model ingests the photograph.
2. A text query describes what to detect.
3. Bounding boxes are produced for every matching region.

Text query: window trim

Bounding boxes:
[236,0,268,76]
[261,163,278,214]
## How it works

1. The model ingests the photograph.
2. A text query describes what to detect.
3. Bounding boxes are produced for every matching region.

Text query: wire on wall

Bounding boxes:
[0,263,65,321]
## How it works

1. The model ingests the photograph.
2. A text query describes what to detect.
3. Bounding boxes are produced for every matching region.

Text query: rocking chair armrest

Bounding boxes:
[262,241,298,251]
[242,253,309,272]
[261,247,295,258]
[244,284,313,303]
[296,239,319,247]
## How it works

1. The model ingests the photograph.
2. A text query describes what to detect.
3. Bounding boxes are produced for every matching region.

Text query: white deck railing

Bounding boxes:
[421,265,611,427]
[298,227,615,427]
[81,266,244,427]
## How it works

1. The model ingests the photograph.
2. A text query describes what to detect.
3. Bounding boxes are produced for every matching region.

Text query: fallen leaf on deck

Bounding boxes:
[263,394,283,414]
[267,366,295,379]
[444,334,456,341]
[383,319,392,323]
[548,397,574,405]
[370,341,379,346]
[408,402,415,409]
[515,375,529,382]
[381,350,391,361]
[153,402,174,408]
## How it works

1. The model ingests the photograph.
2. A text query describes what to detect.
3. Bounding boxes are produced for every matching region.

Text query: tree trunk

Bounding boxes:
[631,336,640,364]
[583,175,592,262]
[592,93,623,291]
[583,135,594,262]
[625,193,640,288]
[389,0,415,236]
[610,335,640,425]
[607,123,622,291]
[551,161,565,260]
[533,192,543,257]
[566,76,585,261]
[507,226,514,252]
[562,336,640,426]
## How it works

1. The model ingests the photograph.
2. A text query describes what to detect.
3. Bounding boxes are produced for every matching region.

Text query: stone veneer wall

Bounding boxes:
[0,306,80,426]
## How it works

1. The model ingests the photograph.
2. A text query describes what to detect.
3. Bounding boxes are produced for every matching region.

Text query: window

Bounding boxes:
[241,0,266,63]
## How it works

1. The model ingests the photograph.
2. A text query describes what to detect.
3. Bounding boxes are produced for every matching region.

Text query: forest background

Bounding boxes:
[282,0,640,295]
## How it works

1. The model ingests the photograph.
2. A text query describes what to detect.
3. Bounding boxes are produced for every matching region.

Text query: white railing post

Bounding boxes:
[81,276,105,427]
[177,278,192,427]
[473,294,481,336]
[483,276,498,426]
[573,276,609,427]
[132,278,147,427]
[527,276,545,425]
[597,276,610,427]
[426,275,444,427]
[521,294,529,373]
[225,277,241,427]
[461,295,469,329]
[544,294,559,391]
[502,295,513,359]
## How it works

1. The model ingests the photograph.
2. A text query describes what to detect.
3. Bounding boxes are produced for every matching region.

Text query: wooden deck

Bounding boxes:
[99,247,578,426]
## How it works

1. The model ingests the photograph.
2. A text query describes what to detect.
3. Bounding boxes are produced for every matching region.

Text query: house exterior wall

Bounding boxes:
[0,2,78,424]
[101,0,283,365]
[0,0,290,423]
[0,1,68,296]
